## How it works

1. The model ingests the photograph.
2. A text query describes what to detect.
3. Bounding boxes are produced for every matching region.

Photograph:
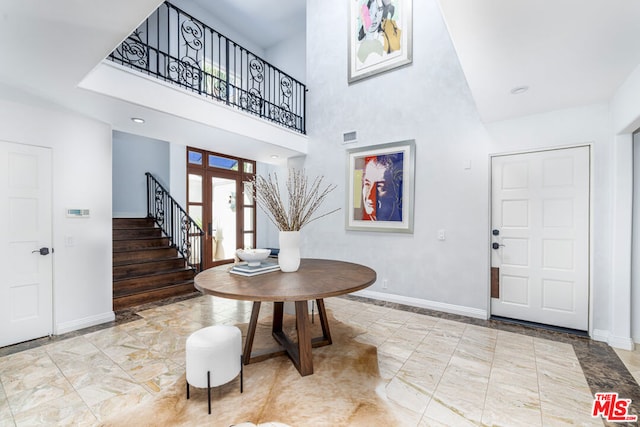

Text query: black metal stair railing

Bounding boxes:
[109,1,306,134]
[146,172,204,272]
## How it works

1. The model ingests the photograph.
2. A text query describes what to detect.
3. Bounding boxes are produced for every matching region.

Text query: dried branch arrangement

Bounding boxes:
[250,169,340,231]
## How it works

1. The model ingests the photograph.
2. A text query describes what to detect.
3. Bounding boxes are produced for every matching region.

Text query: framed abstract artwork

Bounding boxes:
[346,140,415,233]
[348,0,413,84]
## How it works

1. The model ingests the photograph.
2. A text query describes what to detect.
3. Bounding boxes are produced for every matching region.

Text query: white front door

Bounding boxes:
[0,141,53,347]
[490,146,590,331]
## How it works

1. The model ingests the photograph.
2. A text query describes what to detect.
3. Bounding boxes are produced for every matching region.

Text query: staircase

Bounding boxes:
[113,217,198,310]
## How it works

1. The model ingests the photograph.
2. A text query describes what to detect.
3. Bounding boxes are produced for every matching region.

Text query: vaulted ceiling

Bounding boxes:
[192,0,306,50]
[438,0,640,122]
[1,0,640,145]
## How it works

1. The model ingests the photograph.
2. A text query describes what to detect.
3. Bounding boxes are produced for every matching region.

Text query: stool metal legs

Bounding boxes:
[185,363,243,415]
[207,371,211,415]
[184,370,212,415]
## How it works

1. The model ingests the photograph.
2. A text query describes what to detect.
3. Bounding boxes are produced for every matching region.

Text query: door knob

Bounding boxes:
[492,229,500,236]
[32,247,51,255]
[492,242,505,250]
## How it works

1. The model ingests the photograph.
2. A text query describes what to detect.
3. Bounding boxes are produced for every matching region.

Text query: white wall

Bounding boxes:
[112,131,170,218]
[611,64,640,135]
[485,104,614,337]
[611,62,640,346]
[305,0,492,317]
[611,66,640,343]
[0,96,114,333]
[265,29,306,83]
[255,162,280,249]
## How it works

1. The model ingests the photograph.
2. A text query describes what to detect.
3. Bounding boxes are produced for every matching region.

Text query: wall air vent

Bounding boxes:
[342,131,357,144]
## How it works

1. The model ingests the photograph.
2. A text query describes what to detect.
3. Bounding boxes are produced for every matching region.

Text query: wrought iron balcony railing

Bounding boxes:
[109,1,306,134]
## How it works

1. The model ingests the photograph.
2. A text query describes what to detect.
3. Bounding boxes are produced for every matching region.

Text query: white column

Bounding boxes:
[632,134,640,343]
[609,133,634,349]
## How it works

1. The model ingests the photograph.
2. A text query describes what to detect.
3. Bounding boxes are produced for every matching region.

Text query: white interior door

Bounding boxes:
[490,146,590,330]
[0,141,53,347]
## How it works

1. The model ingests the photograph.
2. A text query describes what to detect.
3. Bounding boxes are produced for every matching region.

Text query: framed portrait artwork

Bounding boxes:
[346,140,415,233]
[348,0,413,84]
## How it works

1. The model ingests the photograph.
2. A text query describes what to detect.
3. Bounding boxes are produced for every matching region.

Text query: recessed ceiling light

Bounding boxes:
[131,117,145,124]
[270,155,279,159]
[510,86,529,95]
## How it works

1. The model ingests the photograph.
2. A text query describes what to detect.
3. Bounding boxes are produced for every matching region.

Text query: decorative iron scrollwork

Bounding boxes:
[168,57,202,89]
[267,76,296,127]
[280,76,293,98]
[249,58,264,83]
[181,19,203,51]
[154,186,166,226]
[216,81,227,100]
[269,104,296,128]
[240,57,265,113]
[280,76,294,126]
[114,30,148,68]
[180,214,193,260]
[167,18,204,89]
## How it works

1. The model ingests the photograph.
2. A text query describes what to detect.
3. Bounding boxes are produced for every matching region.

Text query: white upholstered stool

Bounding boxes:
[185,325,243,414]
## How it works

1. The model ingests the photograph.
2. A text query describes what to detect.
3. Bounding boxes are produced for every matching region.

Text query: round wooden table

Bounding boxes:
[194,258,376,376]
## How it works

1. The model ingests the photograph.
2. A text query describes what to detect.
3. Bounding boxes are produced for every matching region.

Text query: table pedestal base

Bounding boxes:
[242,299,332,376]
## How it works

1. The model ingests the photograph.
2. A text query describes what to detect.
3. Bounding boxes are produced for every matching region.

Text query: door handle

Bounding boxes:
[492,242,505,250]
[32,247,51,256]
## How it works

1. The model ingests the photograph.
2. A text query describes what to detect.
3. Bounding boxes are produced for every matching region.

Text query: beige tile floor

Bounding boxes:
[0,295,632,426]
[615,347,640,392]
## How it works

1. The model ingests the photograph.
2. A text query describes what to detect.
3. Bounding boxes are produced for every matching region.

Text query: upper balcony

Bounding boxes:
[107,1,306,135]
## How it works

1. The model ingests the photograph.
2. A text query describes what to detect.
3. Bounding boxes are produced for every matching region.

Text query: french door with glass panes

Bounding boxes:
[186,148,256,269]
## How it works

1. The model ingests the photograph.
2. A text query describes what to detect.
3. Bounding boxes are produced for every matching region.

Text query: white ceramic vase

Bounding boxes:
[278,230,300,272]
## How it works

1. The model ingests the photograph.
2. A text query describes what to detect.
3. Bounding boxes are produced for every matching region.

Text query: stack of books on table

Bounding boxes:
[229,261,280,276]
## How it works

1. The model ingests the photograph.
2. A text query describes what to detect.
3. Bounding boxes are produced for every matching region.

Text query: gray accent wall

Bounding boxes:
[304,0,492,311]
[112,131,170,218]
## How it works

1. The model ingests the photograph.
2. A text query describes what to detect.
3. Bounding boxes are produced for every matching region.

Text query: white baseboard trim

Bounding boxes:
[591,329,609,343]
[592,329,635,350]
[353,290,488,320]
[55,311,116,335]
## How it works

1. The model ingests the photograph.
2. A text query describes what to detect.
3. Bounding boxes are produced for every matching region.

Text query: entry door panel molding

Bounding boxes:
[491,146,590,331]
[0,141,53,346]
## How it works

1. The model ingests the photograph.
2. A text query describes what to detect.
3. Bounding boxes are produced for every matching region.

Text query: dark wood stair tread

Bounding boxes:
[112,282,197,311]
[113,267,195,283]
[114,278,195,298]
[113,256,184,267]
[112,217,197,310]
[113,246,176,254]
[113,235,166,242]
